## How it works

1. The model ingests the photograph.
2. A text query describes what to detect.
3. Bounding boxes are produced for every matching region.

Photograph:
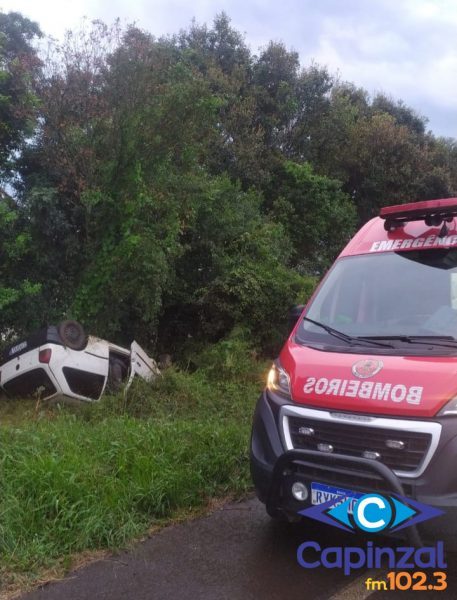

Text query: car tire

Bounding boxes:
[58,320,87,350]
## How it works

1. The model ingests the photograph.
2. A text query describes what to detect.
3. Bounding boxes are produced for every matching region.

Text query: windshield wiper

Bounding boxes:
[302,317,394,348]
[361,335,457,349]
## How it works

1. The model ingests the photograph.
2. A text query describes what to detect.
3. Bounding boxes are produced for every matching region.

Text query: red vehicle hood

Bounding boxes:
[281,342,457,418]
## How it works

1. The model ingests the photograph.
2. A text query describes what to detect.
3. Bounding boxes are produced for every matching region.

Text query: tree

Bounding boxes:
[0,12,41,178]
[161,174,309,353]
[7,13,457,354]
[342,113,426,221]
[271,161,356,272]
[372,93,426,136]
[0,12,42,337]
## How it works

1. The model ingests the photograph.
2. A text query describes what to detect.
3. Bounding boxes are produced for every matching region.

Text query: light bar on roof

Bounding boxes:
[380,198,457,231]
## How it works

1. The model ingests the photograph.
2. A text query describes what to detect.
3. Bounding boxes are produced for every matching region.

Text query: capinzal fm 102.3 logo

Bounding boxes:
[299,493,443,534]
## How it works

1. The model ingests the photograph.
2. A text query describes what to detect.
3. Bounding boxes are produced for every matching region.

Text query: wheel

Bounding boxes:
[107,358,126,391]
[58,320,87,350]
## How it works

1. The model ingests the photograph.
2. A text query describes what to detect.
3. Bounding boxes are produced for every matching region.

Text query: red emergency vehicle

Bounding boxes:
[250,198,457,543]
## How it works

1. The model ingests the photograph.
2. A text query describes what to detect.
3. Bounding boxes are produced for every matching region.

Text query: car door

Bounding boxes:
[126,341,160,390]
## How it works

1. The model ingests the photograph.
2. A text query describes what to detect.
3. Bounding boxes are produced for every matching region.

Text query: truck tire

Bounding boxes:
[58,320,87,350]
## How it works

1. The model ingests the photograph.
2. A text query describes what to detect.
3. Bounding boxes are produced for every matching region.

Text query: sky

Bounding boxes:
[3,0,457,138]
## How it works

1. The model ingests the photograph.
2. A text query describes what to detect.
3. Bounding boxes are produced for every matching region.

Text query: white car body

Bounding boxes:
[0,334,160,403]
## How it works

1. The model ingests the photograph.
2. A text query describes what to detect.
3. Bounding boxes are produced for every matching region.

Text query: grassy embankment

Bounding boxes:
[0,337,268,594]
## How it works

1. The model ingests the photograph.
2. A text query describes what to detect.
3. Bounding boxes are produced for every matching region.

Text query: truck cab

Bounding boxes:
[250,198,457,543]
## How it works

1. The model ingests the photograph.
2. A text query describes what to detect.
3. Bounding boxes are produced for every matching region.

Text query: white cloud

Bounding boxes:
[295,1,457,135]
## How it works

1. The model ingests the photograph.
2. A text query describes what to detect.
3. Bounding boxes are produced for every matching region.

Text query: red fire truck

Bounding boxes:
[250,198,457,544]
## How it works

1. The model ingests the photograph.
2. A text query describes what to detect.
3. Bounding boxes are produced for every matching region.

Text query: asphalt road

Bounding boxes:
[21,497,457,600]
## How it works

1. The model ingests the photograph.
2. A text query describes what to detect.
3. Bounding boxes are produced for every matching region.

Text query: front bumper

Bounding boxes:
[250,390,457,545]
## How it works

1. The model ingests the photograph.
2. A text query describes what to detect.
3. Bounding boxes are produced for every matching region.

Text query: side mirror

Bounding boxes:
[287,305,305,332]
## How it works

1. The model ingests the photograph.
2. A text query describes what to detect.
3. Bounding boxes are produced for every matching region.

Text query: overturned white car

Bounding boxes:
[0,321,160,403]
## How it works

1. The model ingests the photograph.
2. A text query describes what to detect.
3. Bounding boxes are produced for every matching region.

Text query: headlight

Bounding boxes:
[267,362,291,397]
[437,396,457,416]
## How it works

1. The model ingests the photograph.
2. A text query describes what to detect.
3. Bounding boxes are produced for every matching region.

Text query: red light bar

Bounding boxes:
[380,198,457,220]
[380,198,457,231]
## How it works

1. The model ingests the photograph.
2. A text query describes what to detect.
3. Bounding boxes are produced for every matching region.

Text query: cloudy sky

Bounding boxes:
[3,0,456,138]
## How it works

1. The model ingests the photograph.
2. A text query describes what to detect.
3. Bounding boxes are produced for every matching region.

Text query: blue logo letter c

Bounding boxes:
[353,494,392,533]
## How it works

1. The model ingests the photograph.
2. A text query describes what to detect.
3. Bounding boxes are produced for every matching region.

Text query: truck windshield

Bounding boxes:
[297,248,457,352]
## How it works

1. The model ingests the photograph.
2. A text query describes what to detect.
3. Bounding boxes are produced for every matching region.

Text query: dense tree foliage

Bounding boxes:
[0,13,42,333]
[0,12,41,177]
[1,12,456,355]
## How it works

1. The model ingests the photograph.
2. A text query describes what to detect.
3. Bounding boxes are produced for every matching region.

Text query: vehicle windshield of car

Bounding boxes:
[296,248,457,354]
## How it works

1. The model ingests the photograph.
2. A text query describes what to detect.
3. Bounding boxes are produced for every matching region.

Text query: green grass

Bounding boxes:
[0,342,269,593]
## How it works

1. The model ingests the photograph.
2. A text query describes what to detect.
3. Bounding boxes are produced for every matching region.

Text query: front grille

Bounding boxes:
[288,416,431,473]
[293,461,412,496]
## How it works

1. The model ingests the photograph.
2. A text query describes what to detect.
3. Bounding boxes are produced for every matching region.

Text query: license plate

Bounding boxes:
[311,482,363,514]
